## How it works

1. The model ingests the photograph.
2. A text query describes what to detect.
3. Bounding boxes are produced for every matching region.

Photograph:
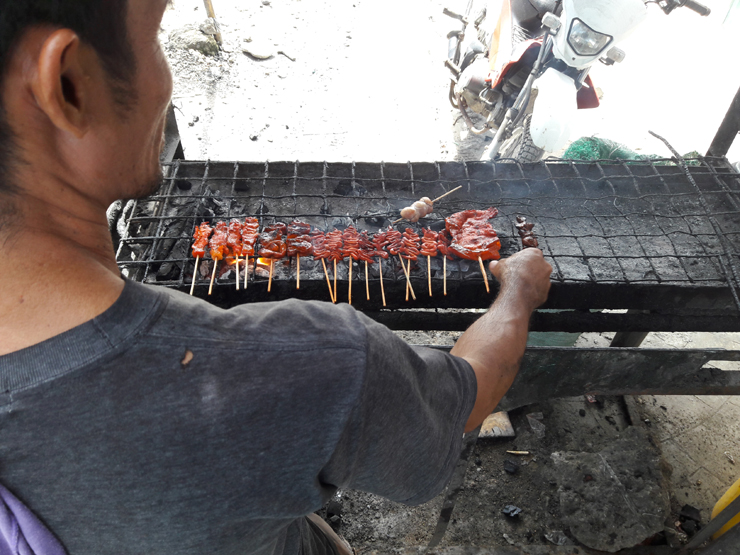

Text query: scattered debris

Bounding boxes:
[278,50,296,62]
[679,504,702,523]
[579,409,586,417]
[502,533,516,546]
[586,394,598,403]
[725,451,735,465]
[502,505,522,518]
[503,460,519,474]
[480,411,515,438]
[249,134,258,141]
[243,45,274,61]
[180,349,194,367]
[506,450,530,456]
[545,530,571,546]
[526,412,546,439]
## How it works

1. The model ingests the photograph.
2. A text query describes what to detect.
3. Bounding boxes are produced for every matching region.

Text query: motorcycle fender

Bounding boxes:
[577,75,600,109]
[530,68,577,152]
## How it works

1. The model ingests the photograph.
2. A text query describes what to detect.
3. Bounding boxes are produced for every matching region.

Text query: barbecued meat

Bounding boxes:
[258,223,287,258]
[436,231,452,259]
[311,230,330,260]
[357,231,375,263]
[371,230,390,259]
[240,217,260,256]
[399,197,433,223]
[325,229,344,262]
[385,228,403,256]
[446,207,498,233]
[446,208,501,261]
[516,216,538,249]
[420,228,439,257]
[227,219,242,257]
[400,228,421,260]
[191,222,212,258]
[287,220,313,257]
[341,226,362,261]
[209,221,229,260]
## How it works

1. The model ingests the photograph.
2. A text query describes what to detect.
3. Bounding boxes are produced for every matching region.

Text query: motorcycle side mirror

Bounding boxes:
[541,12,561,34]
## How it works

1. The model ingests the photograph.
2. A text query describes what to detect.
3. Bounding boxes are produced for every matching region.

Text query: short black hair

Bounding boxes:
[0,0,135,204]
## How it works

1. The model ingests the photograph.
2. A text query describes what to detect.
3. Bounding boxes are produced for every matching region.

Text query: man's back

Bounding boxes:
[0,281,476,554]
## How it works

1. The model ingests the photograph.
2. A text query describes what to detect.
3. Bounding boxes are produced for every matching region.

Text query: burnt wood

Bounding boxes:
[497,347,740,410]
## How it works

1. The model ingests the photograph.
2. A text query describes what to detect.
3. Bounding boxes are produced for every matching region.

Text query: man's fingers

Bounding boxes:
[488,260,500,278]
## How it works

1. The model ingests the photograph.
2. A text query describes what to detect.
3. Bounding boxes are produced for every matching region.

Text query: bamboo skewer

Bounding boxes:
[321,259,335,303]
[398,255,416,301]
[348,259,353,305]
[427,255,432,297]
[431,185,463,203]
[208,260,218,295]
[234,255,240,291]
[296,255,301,290]
[333,259,338,303]
[392,185,464,224]
[190,256,200,296]
[478,256,490,293]
[405,259,410,302]
[379,260,387,305]
[244,254,249,291]
[443,256,447,296]
[365,261,370,301]
[268,259,274,292]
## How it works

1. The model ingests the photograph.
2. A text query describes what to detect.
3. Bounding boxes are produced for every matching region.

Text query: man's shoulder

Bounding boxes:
[135,281,369,354]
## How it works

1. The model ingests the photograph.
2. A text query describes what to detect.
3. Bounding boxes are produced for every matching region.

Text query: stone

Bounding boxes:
[242,44,274,60]
[550,427,669,552]
[169,24,219,57]
[503,459,519,474]
[502,505,522,518]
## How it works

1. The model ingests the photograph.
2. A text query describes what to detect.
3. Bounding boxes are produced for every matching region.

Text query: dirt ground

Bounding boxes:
[159,1,740,552]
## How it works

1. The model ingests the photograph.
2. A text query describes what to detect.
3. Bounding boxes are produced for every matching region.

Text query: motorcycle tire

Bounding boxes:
[498,114,545,163]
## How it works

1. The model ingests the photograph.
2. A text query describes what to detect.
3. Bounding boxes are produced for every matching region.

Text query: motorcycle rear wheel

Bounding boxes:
[497,114,545,163]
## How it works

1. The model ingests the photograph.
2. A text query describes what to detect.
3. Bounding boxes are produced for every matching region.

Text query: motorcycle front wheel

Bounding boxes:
[496,114,545,163]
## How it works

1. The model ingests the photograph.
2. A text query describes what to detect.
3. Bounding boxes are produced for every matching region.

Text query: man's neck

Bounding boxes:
[0,183,125,356]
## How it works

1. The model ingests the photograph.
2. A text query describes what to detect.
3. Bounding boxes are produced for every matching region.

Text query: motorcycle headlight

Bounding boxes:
[567,18,612,57]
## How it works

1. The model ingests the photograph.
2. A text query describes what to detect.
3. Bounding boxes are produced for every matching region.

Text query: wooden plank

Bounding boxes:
[497,347,740,411]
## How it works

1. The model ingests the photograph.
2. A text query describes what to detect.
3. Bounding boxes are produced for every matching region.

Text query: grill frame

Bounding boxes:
[114,157,740,330]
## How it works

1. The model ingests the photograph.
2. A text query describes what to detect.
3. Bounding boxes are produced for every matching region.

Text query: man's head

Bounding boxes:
[0,0,172,226]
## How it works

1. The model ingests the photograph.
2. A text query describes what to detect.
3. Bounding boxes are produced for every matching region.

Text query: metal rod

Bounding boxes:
[707,84,740,157]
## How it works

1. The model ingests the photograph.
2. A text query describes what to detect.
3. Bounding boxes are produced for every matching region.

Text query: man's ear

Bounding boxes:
[31,29,90,139]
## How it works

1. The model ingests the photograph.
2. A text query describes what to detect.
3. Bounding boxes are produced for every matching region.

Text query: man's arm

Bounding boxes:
[450,248,552,433]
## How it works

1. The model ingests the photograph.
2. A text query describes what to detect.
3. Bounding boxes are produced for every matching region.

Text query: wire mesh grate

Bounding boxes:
[114,157,740,310]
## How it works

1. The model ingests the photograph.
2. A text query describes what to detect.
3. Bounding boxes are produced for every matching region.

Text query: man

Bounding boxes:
[0,0,552,553]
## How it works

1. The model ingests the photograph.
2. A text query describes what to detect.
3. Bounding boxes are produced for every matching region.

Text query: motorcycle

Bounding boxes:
[444,0,711,162]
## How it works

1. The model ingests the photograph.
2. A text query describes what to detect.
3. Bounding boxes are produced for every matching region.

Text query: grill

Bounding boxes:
[114,157,740,332]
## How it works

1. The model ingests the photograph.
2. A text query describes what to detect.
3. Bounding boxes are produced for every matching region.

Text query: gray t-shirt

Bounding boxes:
[0,280,476,554]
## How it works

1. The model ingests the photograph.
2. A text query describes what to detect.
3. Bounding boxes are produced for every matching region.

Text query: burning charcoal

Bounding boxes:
[502,505,522,518]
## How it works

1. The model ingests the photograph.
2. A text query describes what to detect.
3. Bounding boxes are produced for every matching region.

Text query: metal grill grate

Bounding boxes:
[114,158,740,312]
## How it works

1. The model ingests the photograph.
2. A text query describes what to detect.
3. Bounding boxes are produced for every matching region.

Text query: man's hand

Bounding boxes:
[488,248,552,311]
[452,249,552,432]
